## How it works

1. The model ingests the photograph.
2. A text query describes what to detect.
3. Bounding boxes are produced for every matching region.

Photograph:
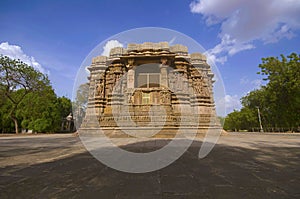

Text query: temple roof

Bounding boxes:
[89,42,208,69]
[109,42,194,58]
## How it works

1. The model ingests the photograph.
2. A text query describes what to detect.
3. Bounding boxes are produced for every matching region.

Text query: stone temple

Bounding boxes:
[79,42,220,137]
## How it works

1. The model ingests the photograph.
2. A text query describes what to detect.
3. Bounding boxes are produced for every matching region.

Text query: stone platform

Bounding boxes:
[78,126,222,138]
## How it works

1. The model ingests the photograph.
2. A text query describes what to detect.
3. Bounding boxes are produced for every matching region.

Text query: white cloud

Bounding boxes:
[224,94,242,111]
[216,94,242,115]
[205,52,227,65]
[205,34,255,64]
[240,76,264,89]
[0,42,48,74]
[251,79,263,89]
[101,40,123,56]
[190,0,300,63]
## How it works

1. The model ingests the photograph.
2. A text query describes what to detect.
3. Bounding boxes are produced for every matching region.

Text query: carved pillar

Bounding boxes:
[160,90,171,104]
[160,57,168,88]
[125,58,135,107]
[109,63,125,113]
[126,58,135,86]
[171,59,191,117]
[127,69,135,89]
[94,72,106,114]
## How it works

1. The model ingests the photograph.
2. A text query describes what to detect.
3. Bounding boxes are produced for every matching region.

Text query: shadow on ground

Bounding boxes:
[0,136,299,199]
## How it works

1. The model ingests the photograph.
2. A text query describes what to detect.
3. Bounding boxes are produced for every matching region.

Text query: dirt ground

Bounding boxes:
[0,132,299,198]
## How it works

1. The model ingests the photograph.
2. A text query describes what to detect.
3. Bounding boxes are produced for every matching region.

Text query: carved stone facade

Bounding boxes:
[80,42,220,137]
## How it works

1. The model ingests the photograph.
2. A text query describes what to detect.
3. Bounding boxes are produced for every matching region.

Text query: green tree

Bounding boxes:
[0,55,50,133]
[57,96,72,119]
[224,110,242,131]
[0,94,12,133]
[223,111,234,131]
[18,87,72,133]
[257,53,300,130]
[225,53,300,132]
[224,108,258,132]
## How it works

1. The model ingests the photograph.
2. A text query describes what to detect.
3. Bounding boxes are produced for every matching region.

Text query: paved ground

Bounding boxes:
[0,133,299,198]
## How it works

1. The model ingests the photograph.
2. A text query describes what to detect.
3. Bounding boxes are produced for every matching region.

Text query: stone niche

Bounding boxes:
[79,42,220,137]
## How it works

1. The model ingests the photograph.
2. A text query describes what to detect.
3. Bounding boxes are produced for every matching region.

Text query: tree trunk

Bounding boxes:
[9,105,19,134]
[12,117,19,134]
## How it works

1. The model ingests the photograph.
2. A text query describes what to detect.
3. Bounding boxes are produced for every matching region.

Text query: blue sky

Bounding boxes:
[0,0,299,115]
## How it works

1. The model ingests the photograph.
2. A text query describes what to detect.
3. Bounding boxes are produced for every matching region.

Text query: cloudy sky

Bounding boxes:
[0,0,299,115]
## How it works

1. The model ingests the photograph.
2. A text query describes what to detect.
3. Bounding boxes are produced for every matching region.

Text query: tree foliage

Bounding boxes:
[224,53,300,132]
[0,55,72,133]
[0,55,50,133]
